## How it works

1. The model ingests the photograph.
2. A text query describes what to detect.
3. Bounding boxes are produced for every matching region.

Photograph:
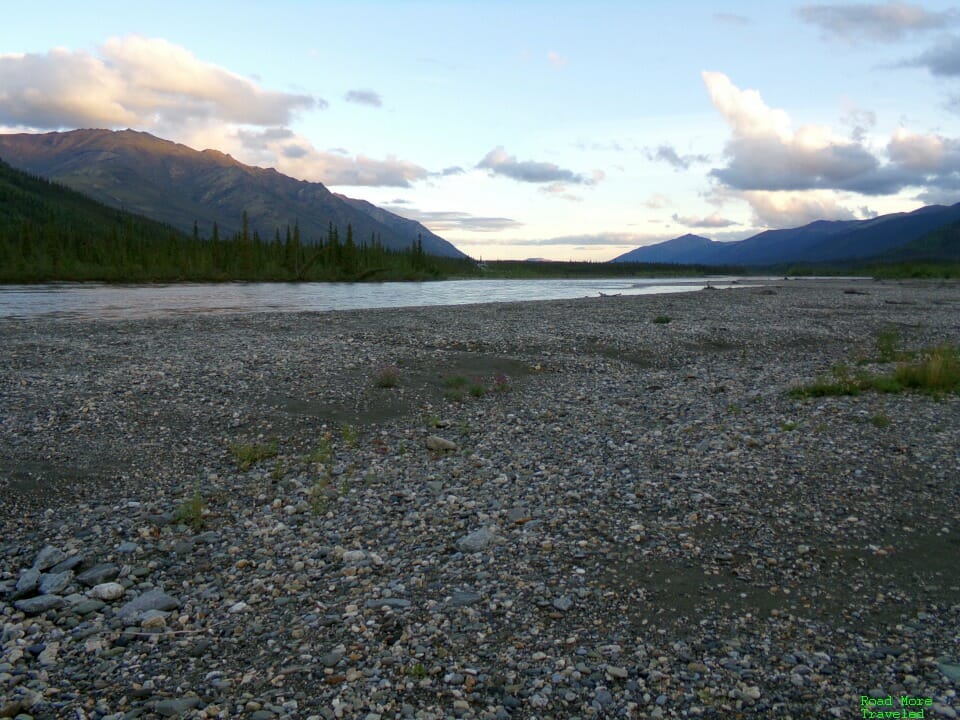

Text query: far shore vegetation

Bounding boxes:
[3,158,960,283]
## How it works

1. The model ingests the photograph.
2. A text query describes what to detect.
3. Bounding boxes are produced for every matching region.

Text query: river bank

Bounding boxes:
[1,279,958,718]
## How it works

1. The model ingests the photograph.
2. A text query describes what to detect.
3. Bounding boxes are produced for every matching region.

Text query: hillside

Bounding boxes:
[612,203,960,266]
[0,129,468,258]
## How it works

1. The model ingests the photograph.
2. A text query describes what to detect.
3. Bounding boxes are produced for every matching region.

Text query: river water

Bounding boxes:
[0,277,749,321]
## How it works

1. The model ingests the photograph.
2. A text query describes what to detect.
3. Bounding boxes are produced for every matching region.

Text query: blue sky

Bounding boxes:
[4,1,960,259]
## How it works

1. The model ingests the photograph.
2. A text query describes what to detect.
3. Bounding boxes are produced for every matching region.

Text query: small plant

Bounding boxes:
[780,420,798,431]
[493,373,511,393]
[341,423,358,448]
[424,413,442,428]
[307,433,334,465]
[875,327,900,363]
[468,381,487,398]
[270,459,284,481]
[408,662,428,679]
[444,388,466,402]
[308,475,331,515]
[375,364,400,388]
[653,315,672,324]
[176,484,205,531]
[230,440,279,470]
[870,412,891,428]
[444,375,468,388]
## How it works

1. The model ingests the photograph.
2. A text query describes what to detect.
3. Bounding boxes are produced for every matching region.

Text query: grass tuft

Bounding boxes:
[374,365,400,388]
[175,485,205,531]
[791,344,960,398]
[230,440,278,470]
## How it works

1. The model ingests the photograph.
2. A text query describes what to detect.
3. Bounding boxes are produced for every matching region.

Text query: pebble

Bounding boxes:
[1,280,958,719]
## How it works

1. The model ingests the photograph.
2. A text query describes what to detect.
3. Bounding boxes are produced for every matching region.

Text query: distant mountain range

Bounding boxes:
[612,203,960,266]
[0,129,468,258]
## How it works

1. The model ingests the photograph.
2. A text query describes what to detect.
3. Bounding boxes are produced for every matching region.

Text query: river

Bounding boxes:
[0,277,752,321]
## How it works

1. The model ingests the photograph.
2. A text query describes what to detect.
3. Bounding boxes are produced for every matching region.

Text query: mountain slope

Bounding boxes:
[0,156,188,245]
[612,202,960,266]
[611,234,725,264]
[0,129,468,258]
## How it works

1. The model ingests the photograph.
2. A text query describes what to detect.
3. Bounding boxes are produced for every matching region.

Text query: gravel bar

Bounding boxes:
[1,278,959,719]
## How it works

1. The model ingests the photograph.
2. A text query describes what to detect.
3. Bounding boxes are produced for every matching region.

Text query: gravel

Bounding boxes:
[1,278,959,718]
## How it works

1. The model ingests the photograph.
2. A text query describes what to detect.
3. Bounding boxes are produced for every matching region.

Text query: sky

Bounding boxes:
[3,1,960,260]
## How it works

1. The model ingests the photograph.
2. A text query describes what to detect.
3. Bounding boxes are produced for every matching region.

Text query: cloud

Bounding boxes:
[383,206,522,233]
[540,182,582,202]
[477,146,594,184]
[644,193,672,209]
[740,190,865,227]
[232,127,428,186]
[672,212,738,228]
[702,71,960,197]
[344,89,383,107]
[714,12,752,26]
[0,36,442,189]
[547,51,568,68]
[0,36,318,130]
[645,144,711,170]
[797,2,957,42]
[463,232,661,248]
[903,35,960,76]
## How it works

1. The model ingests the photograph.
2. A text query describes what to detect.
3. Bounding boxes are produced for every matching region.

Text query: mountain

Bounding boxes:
[0,156,188,245]
[0,129,468,258]
[611,203,960,266]
[611,234,722,264]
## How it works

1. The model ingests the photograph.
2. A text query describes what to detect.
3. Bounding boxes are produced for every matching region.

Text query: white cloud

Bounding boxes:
[0,36,317,130]
[547,51,567,68]
[671,212,738,228]
[234,127,428,187]
[0,36,441,188]
[740,190,864,227]
[702,71,960,197]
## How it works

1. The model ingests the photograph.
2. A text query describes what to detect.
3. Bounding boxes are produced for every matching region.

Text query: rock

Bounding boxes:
[38,571,73,595]
[154,696,201,717]
[426,435,457,451]
[552,595,573,612]
[14,594,65,614]
[49,555,84,573]
[72,599,106,615]
[140,610,168,628]
[37,641,59,666]
[320,648,344,668]
[606,665,629,679]
[76,563,120,587]
[32,545,66,571]
[937,660,960,681]
[118,589,180,619]
[12,568,41,599]
[457,527,496,552]
[341,550,367,565]
[363,598,411,610]
[448,590,482,607]
[88,582,125,601]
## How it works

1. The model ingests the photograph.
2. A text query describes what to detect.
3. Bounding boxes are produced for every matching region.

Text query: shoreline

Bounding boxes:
[1,279,958,718]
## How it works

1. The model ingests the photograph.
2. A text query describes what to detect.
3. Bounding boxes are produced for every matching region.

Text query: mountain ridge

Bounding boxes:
[0,129,468,258]
[611,202,960,265]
